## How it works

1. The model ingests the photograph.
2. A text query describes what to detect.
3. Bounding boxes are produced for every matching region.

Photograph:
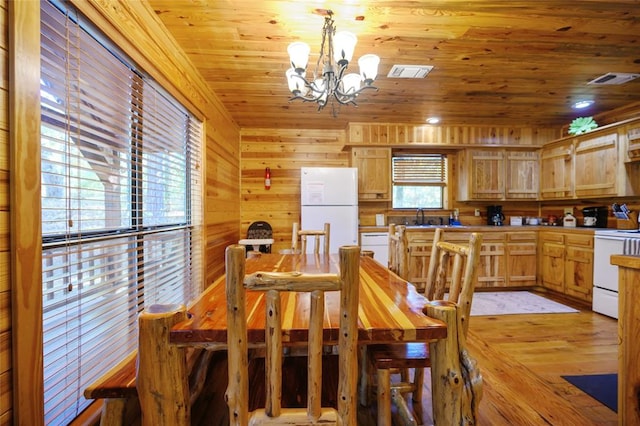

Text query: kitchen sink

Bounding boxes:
[406,224,467,229]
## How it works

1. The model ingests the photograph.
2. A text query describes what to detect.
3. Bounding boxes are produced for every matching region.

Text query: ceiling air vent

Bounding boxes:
[387,65,434,79]
[587,72,640,85]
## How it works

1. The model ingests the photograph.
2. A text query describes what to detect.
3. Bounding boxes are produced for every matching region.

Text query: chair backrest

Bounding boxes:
[247,221,272,239]
[424,228,482,336]
[225,244,360,425]
[247,221,273,253]
[292,222,330,255]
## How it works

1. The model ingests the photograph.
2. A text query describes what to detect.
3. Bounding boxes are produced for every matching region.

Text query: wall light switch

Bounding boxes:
[564,207,574,215]
[474,208,481,217]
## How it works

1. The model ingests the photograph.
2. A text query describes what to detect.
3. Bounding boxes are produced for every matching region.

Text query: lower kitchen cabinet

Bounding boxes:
[540,232,565,292]
[400,229,528,291]
[405,231,436,292]
[506,232,537,286]
[471,232,506,288]
[390,227,596,296]
[564,233,594,301]
[540,230,594,302]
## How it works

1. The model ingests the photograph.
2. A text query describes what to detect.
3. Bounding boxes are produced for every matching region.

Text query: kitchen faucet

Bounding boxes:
[415,208,425,226]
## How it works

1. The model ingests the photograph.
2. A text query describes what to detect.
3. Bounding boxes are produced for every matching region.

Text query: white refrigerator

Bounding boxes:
[301,167,359,254]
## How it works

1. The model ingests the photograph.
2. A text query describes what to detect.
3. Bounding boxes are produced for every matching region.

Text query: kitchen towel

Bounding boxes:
[623,238,640,255]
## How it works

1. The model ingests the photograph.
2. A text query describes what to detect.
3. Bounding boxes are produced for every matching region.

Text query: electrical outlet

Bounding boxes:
[474,208,481,217]
[564,207,573,215]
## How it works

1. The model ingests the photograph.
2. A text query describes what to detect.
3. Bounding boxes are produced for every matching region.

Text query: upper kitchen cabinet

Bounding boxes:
[540,139,574,199]
[620,120,640,195]
[573,132,618,198]
[541,132,619,200]
[351,147,391,201]
[457,149,539,201]
[506,151,540,199]
[540,118,640,200]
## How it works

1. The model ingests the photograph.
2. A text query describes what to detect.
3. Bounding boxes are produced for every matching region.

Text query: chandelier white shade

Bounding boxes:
[285,11,379,114]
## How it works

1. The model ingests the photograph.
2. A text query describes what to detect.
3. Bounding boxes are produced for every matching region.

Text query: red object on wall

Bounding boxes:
[264,167,271,190]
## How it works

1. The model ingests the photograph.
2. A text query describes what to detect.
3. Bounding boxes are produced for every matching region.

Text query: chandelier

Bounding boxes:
[285,11,380,115]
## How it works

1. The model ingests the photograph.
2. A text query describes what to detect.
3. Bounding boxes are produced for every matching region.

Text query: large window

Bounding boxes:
[40,2,202,423]
[392,154,447,209]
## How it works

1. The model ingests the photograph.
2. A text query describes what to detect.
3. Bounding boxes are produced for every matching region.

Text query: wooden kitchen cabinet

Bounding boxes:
[574,132,618,198]
[539,119,640,199]
[457,149,504,200]
[457,149,539,201]
[564,233,594,302]
[539,230,594,302]
[540,140,573,199]
[476,233,506,287]
[540,232,565,292]
[505,151,539,199]
[351,147,391,201]
[506,232,537,286]
[412,231,507,289]
[405,231,436,292]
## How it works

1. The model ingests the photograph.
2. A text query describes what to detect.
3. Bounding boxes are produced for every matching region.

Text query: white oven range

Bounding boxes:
[593,229,640,319]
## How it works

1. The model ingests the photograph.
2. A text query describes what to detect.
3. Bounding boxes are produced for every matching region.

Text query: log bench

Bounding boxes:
[83,304,214,425]
[83,352,140,425]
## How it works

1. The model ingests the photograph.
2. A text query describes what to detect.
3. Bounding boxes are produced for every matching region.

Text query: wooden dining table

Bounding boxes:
[135,252,478,425]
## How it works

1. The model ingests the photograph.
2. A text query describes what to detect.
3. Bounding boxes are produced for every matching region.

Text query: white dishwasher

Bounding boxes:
[360,232,389,268]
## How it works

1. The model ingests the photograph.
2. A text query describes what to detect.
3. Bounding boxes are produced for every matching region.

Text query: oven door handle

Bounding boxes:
[595,236,629,242]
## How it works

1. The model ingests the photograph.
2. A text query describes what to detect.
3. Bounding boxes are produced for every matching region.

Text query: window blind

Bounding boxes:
[392,155,447,184]
[40,1,202,423]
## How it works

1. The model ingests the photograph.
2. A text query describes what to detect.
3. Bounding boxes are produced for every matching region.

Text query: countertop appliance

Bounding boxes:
[593,228,640,319]
[582,206,608,228]
[301,167,359,254]
[487,205,504,226]
[360,232,389,267]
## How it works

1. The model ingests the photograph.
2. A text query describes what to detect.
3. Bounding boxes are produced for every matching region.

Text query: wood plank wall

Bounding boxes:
[241,119,640,236]
[239,125,557,244]
[240,129,348,253]
[348,122,560,147]
[4,1,241,424]
[73,0,243,286]
[0,1,9,422]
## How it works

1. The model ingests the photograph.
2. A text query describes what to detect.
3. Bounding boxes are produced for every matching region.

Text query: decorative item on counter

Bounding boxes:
[447,209,462,226]
[568,116,598,135]
[527,217,540,225]
[563,212,577,227]
[510,216,523,226]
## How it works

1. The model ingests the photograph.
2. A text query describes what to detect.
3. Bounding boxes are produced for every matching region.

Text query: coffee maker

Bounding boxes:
[582,206,608,228]
[487,205,505,226]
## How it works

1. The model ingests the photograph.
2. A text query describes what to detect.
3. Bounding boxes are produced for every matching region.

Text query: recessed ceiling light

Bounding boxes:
[572,100,594,109]
[426,117,440,124]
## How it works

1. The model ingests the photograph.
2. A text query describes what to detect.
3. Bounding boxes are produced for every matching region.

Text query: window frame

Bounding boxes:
[39,2,203,423]
[391,153,448,210]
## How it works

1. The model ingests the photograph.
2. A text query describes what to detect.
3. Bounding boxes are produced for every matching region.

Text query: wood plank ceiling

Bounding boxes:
[148,1,640,130]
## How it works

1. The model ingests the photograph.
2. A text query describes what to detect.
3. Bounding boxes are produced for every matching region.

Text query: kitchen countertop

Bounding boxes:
[360,225,612,233]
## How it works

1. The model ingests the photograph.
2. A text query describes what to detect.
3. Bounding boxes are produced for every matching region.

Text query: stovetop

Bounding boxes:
[595,229,640,238]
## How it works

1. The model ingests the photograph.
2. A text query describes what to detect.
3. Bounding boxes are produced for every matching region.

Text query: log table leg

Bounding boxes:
[137,304,189,426]
[425,300,483,425]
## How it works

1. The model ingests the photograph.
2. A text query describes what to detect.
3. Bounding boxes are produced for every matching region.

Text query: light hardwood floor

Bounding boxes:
[360,293,618,426]
[192,292,618,425]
